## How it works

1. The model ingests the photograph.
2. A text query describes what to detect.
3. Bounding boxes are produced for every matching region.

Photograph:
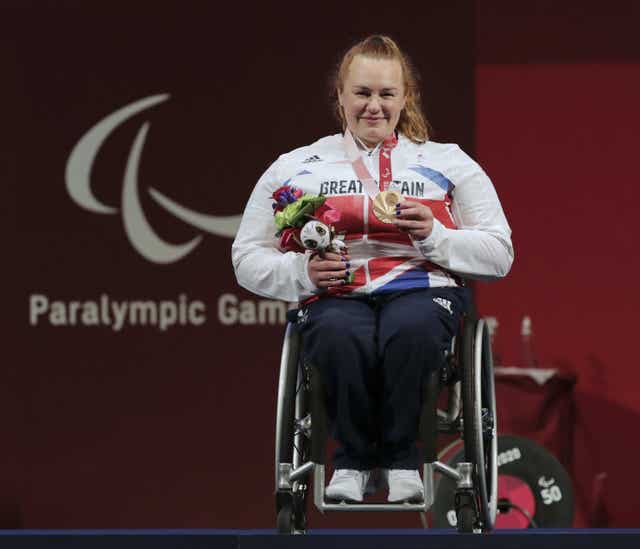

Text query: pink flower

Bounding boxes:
[278,227,305,253]
[315,203,341,226]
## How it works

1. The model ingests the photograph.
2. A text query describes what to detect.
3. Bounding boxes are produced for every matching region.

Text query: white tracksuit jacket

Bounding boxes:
[232,133,513,303]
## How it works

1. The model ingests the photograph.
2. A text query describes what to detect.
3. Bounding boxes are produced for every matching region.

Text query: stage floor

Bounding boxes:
[1,529,640,549]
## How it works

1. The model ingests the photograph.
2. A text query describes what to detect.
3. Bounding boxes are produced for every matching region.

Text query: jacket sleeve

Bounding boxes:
[231,159,318,302]
[411,147,514,280]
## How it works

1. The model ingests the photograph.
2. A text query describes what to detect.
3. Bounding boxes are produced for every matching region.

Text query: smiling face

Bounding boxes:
[338,55,406,148]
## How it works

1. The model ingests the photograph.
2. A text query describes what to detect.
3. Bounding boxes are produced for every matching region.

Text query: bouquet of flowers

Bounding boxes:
[271,184,343,254]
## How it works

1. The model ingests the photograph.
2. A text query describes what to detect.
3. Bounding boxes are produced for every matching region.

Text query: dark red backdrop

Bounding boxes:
[476,1,640,527]
[6,0,640,529]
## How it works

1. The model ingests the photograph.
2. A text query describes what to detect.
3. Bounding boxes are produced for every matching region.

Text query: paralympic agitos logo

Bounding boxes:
[65,94,242,264]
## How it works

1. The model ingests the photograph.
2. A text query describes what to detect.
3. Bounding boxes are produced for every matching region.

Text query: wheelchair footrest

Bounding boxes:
[313,463,436,513]
[319,501,430,512]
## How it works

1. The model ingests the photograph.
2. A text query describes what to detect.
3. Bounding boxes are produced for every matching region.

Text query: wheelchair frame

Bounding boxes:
[274,313,497,534]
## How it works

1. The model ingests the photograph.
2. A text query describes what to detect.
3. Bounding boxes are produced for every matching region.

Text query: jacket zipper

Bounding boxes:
[362,149,379,287]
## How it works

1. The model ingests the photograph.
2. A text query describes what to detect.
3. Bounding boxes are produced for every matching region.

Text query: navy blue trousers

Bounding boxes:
[297,287,469,470]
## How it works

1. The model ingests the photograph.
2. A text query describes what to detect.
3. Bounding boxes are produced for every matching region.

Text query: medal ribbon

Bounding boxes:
[379,132,397,190]
[343,129,398,198]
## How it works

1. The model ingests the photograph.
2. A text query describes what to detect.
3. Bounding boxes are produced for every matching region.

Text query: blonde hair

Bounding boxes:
[331,35,430,143]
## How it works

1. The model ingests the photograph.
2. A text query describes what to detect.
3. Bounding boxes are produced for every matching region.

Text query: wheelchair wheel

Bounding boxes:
[275,323,310,534]
[460,317,498,532]
[457,504,476,533]
[277,499,306,534]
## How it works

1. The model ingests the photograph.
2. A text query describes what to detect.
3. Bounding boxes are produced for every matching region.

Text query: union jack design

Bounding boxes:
[318,195,460,297]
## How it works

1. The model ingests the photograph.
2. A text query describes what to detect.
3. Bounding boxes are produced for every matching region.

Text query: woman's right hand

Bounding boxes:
[308,251,351,288]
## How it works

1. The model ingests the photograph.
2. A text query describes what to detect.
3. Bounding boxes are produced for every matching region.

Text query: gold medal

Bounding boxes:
[372,190,404,224]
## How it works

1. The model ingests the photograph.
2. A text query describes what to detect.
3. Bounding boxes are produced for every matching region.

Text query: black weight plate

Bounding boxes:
[431,435,574,528]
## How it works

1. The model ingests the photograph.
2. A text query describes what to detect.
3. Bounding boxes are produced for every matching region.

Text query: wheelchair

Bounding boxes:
[274,308,498,534]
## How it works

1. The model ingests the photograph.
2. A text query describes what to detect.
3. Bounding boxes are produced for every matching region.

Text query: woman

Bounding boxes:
[232,35,513,503]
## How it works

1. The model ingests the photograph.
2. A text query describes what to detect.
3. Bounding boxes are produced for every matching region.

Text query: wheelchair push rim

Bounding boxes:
[275,323,310,533]
[461,317,498,531]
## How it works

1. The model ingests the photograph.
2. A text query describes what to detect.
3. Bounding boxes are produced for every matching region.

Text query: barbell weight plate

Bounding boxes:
[431,434,574,528]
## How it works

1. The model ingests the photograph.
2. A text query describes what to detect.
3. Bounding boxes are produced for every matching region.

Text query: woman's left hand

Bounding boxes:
[392,200,434,240]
